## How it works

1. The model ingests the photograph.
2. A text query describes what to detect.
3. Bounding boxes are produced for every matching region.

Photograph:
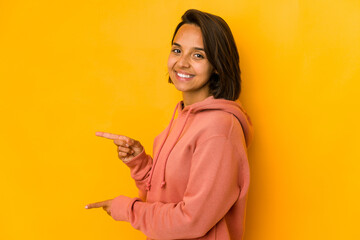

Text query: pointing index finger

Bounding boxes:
[95,131,129,141]
[85,200,110,209]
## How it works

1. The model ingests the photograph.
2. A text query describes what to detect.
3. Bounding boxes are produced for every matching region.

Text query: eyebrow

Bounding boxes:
[173,42,205,52]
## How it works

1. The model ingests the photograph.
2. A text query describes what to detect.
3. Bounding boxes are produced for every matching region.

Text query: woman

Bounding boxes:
[86,9,253,240]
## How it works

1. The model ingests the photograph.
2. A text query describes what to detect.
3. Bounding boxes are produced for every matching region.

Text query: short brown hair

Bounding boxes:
[169,9,241,101]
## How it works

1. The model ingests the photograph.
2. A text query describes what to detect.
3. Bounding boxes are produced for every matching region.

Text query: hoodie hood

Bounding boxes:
[146,96,253,191]
[178,96,254,148]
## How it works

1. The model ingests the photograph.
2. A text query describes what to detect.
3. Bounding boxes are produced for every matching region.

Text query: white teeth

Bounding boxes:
[177,72,193,78]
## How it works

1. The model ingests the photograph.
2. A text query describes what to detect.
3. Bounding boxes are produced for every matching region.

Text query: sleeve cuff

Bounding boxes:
[123,148,146,166]
[109,195,139,222]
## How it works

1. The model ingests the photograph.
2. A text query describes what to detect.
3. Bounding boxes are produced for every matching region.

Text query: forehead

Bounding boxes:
[173,24,204,47]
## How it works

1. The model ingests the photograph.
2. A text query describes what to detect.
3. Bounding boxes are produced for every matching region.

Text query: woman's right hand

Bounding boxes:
[96,131,144,162]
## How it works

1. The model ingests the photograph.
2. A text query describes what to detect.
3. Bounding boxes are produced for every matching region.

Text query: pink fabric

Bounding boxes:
[110,96,253,240]
[109,195,133,221]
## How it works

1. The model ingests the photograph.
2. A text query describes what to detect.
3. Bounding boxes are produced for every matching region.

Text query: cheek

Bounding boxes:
[167,56,176,71]
[204,63,214,77]
[195,63,213,77]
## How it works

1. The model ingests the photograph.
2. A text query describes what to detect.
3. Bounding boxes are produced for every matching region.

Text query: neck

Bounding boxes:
[182,91,211,107]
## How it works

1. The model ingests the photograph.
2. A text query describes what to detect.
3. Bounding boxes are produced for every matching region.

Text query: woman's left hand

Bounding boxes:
[85,195,132,221]
[85,199,113,215]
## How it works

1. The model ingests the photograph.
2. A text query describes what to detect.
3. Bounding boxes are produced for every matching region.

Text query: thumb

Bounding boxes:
[127,139,142,148]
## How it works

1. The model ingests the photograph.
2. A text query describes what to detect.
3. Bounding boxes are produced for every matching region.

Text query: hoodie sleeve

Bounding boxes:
[124,149,153,201]
[110,135,242,239]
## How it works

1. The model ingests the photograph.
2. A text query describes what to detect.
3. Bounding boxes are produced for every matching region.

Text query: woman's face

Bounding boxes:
[167,24,214,100]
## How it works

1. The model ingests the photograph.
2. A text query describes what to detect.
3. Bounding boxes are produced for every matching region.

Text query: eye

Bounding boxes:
[171,48,181,54]
[194,53,204,59]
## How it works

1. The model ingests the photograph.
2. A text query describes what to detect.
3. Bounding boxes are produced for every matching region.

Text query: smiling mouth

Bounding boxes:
[176,71,194,79]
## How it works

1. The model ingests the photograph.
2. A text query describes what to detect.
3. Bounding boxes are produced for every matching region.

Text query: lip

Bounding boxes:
[174,70,195,81]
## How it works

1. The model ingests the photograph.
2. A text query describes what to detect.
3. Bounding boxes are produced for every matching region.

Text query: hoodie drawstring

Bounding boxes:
[146,103,193,191]
[146,103,179,191]
[160,108,192,188]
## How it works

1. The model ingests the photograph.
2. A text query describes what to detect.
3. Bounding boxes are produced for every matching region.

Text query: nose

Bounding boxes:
[177,54,190,68]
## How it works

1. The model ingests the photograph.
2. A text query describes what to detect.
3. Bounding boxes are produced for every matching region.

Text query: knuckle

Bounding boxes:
[114,139,123,145]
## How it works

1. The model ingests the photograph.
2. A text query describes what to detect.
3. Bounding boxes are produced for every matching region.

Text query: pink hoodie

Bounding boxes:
[109,96,253,240]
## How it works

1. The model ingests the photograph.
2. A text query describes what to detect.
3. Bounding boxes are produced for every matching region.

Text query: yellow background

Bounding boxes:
[1,0,359,239]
